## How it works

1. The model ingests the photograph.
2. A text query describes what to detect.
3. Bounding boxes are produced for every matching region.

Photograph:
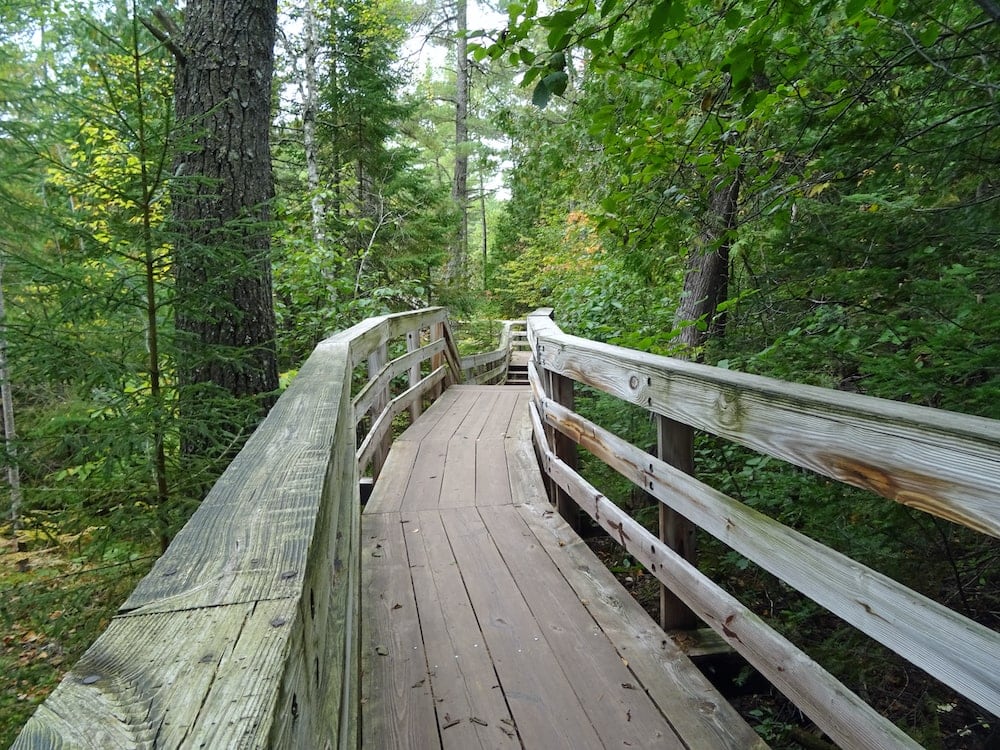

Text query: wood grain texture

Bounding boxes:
[479,505,685,749]
[17,332,364,748]
[503,417,755,750]
[528,309,1000,538]
[363,440,419,515]
[14,307,467,749]
[541,395,1000,717]
[656,414,699,630]
[511,495,767,750]
[440,506,605,749]
[404,510,519,749]
[530,401,923,750]
[13,600,295,749]
[361,387,762,749]
[361,513,439,749]
[438,436,477,509]
[122,340,353,614]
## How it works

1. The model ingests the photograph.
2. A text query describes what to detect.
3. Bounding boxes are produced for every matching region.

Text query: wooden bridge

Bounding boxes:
[13,308,1000,749]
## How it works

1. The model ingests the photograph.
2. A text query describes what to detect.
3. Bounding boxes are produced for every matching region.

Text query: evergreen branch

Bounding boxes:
[140,11,186,64]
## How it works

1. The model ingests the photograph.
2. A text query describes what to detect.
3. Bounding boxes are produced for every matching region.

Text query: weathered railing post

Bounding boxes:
[368,341,389,480]
[547,369,580,530]
[431,321,446,399]
[656,415,700,630]
[406,328,423,422]
[528,308,581,532]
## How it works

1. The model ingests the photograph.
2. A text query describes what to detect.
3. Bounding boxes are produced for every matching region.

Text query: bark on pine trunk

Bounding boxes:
[0,260,23,532]
[672,173,741,356]
[301,0,325,248]
[172,0,279,444]
[447,0,469,283]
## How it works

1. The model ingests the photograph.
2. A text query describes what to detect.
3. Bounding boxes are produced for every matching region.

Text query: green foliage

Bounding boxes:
[482,1,1000,744]
[271,0,458,365]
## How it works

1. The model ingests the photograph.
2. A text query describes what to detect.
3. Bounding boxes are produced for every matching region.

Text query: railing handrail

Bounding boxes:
[459,319,526,385]
[13,307,466,749]
[526,307,1000,750]
[527,308,999,536]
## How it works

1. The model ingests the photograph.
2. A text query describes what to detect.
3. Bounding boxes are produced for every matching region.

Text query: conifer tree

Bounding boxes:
[170,0,280,452]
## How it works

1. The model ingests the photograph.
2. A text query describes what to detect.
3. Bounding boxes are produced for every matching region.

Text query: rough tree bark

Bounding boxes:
[301,0,325,247]
[171,0,280,445]
[447,0,469,283]
[672,173,741,355]
[0,259,23,531]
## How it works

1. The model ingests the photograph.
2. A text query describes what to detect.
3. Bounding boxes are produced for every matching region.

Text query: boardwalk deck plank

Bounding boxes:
[507,446,769,749]
[479,389,520,440]
[441,505,604,749]
[438,437,477,509]
[404,510,520,749]
[362,385,767,749]
[400,439,449,511]
[479,504,685,748]
[363,440,418,514]
[475,438,512,506]
[361,513,438,749]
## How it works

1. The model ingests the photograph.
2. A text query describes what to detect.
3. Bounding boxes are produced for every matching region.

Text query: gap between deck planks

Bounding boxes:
[361,385,766,750]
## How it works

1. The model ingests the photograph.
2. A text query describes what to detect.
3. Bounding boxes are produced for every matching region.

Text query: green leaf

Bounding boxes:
[548,28,572,50]
[541,9,580,31]
[919,25,940,47]
[600,0,619,19]
[648,0,673,37]
[845,0,866,18]
[543,70,569,96]
[532,79,552,108]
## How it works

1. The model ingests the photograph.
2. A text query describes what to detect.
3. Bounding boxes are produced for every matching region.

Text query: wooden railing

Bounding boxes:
[13,307,464,749]
[526,307,1000,750]
[459,319,527,385]
[16,305,998,749]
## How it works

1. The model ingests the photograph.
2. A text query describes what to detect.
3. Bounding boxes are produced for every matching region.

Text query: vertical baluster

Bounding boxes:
[547,369,580,531]
[406,328,423,422]
[367,342,389,481]
[656,415,699,630]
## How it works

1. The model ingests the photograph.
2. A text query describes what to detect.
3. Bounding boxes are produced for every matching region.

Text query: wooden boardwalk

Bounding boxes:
[361,385,764,749]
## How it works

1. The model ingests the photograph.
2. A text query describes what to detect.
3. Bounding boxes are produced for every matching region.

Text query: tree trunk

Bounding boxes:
[447,0,469,283]
[672,173,741,355]
[301,0,325,248]
[172,0,280,449]
[479,166,488,288]
[0,259,23,532]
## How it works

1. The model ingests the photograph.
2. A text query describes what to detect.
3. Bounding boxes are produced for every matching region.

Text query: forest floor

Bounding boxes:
[0,524,155,746]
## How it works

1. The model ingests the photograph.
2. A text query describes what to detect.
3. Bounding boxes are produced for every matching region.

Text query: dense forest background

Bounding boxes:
[2,0,998,747]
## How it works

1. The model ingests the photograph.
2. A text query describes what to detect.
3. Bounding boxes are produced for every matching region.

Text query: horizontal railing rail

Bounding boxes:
[526,307,1000,750]
[13,307,464,749]
[459,319,526,385]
